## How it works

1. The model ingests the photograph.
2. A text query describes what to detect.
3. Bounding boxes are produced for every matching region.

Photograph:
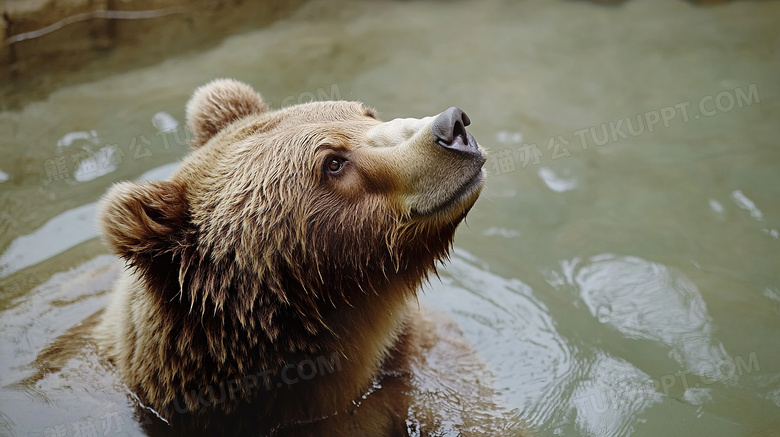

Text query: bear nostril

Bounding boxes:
[432,107,474,153]
[452,118,466,144]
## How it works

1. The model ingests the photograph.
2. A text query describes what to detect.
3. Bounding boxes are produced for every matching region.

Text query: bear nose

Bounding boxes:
[432,107,475,153]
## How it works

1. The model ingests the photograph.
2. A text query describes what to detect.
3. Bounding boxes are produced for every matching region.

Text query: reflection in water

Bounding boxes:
[563,254,730,377]
[552,255,737,436]
[0,255,118,387]
[572,354,659,437]
[54,130,117,182]
[730,190,763,221]
[56,131,100,150]
[538,167,578,193]
[482,227,522,238]
[73,146,118,182]
[708,199,725,215]
[0,163,179,278]
[151,112,179,133]
[0,203,98,278]
[424,249,583,433]
[495,130,524,145]
[0,255,138,436]
[425,250,759,436]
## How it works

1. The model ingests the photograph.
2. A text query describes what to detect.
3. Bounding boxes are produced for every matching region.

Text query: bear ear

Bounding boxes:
[98,181,189,264]
[185,78,268,149]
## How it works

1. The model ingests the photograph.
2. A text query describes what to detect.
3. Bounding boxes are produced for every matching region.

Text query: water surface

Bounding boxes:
[1,0,779,435]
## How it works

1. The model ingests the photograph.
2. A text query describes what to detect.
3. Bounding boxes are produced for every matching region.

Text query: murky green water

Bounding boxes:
[1,0,779,435]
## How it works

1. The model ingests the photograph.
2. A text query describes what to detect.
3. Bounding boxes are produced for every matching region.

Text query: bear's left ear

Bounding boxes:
[186,78,268,149]
[98,181,189,265]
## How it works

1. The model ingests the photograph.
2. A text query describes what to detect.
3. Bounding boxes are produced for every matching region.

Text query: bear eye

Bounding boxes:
[326,157,346,174]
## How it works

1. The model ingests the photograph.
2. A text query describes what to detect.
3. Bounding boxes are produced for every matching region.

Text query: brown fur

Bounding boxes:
[186,78,268,148]
[94,79,495,435]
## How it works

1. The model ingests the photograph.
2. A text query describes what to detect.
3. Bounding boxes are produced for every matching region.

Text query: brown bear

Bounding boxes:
[93,79,510,436]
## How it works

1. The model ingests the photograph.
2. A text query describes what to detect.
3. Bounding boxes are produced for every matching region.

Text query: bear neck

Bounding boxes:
[136,218,457,421]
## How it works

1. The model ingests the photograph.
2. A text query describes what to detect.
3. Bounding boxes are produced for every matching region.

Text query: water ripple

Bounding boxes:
[424,249,583,432]
[0,162,179,278]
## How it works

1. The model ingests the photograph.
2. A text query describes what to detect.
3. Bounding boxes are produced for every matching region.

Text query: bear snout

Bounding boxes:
[431,107,479,155]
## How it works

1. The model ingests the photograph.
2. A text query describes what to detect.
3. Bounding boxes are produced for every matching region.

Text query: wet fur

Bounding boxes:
[93,79,503,435]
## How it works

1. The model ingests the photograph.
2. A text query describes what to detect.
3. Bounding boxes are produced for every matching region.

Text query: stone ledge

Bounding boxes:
[1,0,306,107]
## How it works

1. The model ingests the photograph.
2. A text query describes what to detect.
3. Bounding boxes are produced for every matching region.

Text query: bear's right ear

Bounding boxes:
[98,181,189,264]
[186,78,268,149]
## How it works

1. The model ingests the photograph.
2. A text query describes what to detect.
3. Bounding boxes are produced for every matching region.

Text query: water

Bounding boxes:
[1,0,779,435]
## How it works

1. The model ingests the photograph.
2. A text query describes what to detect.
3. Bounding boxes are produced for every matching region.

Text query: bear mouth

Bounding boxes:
[417,168,486,217]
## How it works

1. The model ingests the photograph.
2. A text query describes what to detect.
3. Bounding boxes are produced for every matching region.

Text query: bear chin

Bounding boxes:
[413,168,486,218]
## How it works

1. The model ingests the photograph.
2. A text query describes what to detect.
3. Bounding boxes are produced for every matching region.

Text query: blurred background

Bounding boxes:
[1,0,779,435]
